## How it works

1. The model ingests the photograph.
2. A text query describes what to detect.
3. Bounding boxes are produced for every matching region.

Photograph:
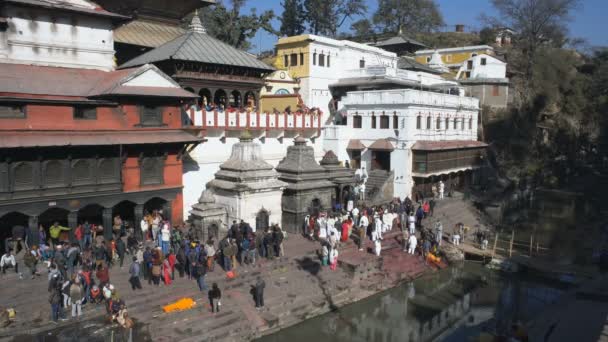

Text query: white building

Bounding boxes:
[456,54,510,109]
[456,54,507,80]
[0,0,124,71]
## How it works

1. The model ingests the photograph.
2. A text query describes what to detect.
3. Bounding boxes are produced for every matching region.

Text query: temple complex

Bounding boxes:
[275,137,336,233]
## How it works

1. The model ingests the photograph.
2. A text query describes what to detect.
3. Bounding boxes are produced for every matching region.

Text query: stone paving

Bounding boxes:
[0,196,481,342]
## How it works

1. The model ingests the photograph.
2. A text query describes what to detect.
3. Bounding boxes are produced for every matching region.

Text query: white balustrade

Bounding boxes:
[342,89,479,110]
[189,109,321,130]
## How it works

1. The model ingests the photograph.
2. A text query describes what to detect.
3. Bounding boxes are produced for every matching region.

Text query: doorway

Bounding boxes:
[371,151,391,171]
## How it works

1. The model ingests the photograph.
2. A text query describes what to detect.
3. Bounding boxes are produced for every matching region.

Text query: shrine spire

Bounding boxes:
[189,9,206,33]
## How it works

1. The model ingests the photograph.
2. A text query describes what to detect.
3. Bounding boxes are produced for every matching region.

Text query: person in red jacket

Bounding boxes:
[96,264,110,288]
[167,250,177,280]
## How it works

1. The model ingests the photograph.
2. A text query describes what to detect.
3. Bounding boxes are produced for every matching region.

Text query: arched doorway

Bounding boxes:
[144,197,167,219]
[39,207,70,243]
[230,90,242,108]
[213,89,227,108]
[112,201,136,227]
[0,212,29,253]
[77,204,103,225]
[199,88,212,108]
[256,209,270,232]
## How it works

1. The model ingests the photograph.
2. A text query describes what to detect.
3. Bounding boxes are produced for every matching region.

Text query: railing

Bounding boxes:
[341,66,458,87]
[342,89,479,110]
[185,108,322,130]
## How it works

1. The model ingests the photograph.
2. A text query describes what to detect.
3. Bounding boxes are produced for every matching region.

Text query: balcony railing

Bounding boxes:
[185,108,322,130]
[341,89,479,110]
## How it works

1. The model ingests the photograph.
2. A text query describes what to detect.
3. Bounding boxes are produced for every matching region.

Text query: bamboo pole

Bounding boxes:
[509,230,515,257]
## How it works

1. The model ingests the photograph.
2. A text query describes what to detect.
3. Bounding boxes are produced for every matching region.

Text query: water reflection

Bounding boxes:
[257,262,568,342]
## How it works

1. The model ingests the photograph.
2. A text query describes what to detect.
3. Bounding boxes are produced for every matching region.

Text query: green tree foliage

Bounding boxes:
[199,0,276,50]
[279,0,306,37]
[373,0,444,33]
[350,19,375,39]
[304,0,367,37]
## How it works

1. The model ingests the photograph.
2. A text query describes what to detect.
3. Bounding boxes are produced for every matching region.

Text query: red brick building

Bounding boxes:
[0,0,203,244]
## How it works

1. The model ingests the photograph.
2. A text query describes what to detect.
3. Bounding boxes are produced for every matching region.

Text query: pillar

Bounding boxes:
[68,211,78,243]
[134,204,144,241]
[102,208,113,240]
[28,215,39,246]
[162,200,173,224]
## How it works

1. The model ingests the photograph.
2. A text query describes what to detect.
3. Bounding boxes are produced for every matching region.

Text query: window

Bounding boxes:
[319,53,325,67]
[74,106,96,120]
[140,106,163,126]
[72,160,91,182]
[313,52,317,65]
[426,116,431,129]
[300,53,304,65]
[465,71,471,78]
[13,162,33,190]
[0,105,26,118]
[461,118,465,130]
[446,55,452,62]
[469,118,473,130]
[492,85,500,96]
[416,115,422,129]
[98,158,117,181]
[44,160,64,185]
[284,55,289,67]
[290,53,298,66]
[481,58,487,65]
[380,115,389,129]
[359,59,365,68]
[426,57,431,63]
[371,114,376,129]
[471,53,478,57]
[467,60,473,70]
[445,118,449,130]
[436,117,441,129]
[327,55,330,67]
[353,115,362,128]
[140,157,163,185]
[453,118,458,129]
[393,114,398,129]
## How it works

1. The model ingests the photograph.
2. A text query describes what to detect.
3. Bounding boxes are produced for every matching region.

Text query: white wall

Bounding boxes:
[456,54,507,80]
[2,5,115,71]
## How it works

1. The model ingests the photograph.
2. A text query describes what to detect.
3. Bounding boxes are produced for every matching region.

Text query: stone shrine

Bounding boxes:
[188,189,227,242]
[204,131,286,232]
[319,150,356,207]
[276,137,336,233]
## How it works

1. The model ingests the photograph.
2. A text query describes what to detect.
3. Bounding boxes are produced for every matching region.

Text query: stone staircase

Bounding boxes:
[364,170,394,205]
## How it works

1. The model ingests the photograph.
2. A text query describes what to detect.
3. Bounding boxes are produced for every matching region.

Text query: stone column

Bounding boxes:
[28,215,39,246]
[134,204,144,241]
[102,208,113,241]
[68,211,78,243]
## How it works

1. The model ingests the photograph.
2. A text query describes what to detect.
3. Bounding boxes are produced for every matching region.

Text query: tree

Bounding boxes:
[373,0,443,34]
[304,0,367,37]
[280,0,306,37]
[199,0,276,50]
[350,19,375,39]
[485,0,581,101]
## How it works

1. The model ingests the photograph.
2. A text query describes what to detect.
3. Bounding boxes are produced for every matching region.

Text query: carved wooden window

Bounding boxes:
[44,160,64,186]
[98,158,116,181]
[139,106,163,126]
[13,162,33,190]
[140,157,163,185]
[72,160,91,182]
[0,105,26,118]
[74,106,97,120]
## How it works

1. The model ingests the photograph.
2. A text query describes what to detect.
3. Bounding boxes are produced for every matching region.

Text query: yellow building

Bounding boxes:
[415,45,494,72]
[274,35,311,79]
[259,70,301,113]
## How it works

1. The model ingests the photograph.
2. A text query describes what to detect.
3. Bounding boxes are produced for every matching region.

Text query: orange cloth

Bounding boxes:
[162,298,196,313]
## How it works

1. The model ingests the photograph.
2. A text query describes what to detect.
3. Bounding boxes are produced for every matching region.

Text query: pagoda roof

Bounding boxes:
[119,15,274,72]
[114,20,186,48]
[374,35,427,49]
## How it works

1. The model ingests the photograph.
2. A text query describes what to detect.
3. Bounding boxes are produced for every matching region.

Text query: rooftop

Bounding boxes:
[114,20,186,48]
[120,15,274,71]
[276,34,396,58]
[416,45,494,55]
[4,0,129,21]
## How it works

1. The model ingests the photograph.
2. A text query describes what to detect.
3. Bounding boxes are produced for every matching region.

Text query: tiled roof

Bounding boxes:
[114,20,186,48]
[368,139,395,151]
[119,31,275,71]
[0,63,197,99]
[5,0,128,20]
[346,139,366,151]
[412,140,488,151]
[375,35,426,48]
[0,130,205,148]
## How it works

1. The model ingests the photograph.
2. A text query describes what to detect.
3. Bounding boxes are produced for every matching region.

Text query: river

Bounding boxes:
[256,262,572,342]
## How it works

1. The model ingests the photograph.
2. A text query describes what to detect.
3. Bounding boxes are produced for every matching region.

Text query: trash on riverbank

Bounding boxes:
[162,298,196,313]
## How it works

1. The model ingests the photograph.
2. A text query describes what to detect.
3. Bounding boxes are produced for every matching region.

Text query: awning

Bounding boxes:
[412,140,488,151]
[0,130,205,148]
[346,139,366,151]
[368,139,394,151]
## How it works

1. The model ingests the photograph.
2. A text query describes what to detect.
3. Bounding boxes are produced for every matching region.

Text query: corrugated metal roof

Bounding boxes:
[114,20,186,48]
[375,35,426,48]
[411,140,488,151]
[398,57,442,75]
[0,130,204,148]
[120,31,274,71]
